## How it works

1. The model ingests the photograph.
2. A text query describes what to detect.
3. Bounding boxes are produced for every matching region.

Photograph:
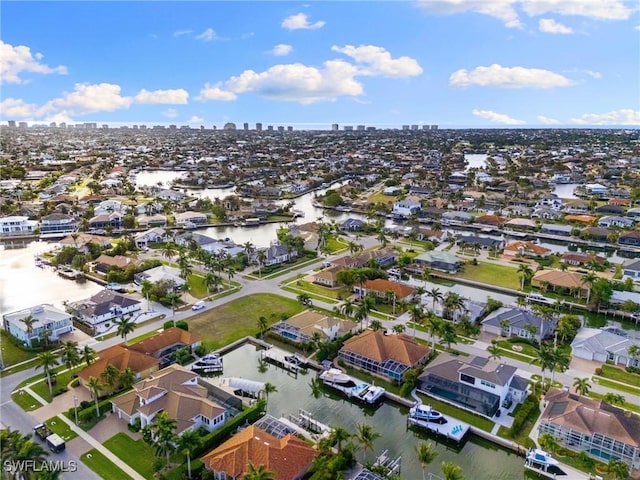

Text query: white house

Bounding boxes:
[94,199,126,216]
[68,290,141,333]
[270,310,354,344]
[392,199,421,217]
[0,216,38,236]
[134,227,168,247]
[622,259,640,282]
[3,304,73,347]
[571,327,640,367]
[174,211,208,226]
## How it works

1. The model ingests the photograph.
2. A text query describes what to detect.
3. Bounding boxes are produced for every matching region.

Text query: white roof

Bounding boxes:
[571,327,639,356]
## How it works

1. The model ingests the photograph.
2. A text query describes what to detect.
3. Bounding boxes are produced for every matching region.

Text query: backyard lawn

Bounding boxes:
[188,293,305,351]
[454,262,521,290]
[103,433,156,479]
[416,393,495,432]
[0,330,39,366]
[81,449,132,480]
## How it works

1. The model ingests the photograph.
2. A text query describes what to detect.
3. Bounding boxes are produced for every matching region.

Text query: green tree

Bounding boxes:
[487,340,502,361]
[150,411,178,468]
[329,426,351,453]
[61,341,81,370]
[409,304,424,338]
[82,345,96,367]
[115,316,136,341]
[19,315,38,344]
[141,279,153,311]
[257,316,268,338]
[178,429,201,479]
[392,324,406,334]
[518,264,534,290]
[604,392,626,406]
[355,423,381,462]
[35,351,59,395]
[244,463,276,480]
[87,376,104,417]
[573,377,591,396]
[262,382,277,402]
[439,322,458,351]
[119,367,137,390]
[607,459,630,480]
[297,293,313,307]
[101,364,120,390]
[415,442,439,480]
[370,319,383,331]
[538,433,559,453]
[441,461,465,480]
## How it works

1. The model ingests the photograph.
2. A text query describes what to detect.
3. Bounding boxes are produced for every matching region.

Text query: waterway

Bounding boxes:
[551,183,580,200]
[219,343,530,480]
[464,154,488,170]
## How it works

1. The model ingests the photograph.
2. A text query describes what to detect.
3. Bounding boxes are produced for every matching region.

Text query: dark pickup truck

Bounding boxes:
[33,424,65,453]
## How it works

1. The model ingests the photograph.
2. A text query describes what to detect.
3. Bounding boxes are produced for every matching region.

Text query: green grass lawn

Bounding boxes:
[600,364,640,388]
[588,391,640,414]
[594,377,640,396]
[126,328,163,346]
[11,389,43,411]
[495,340,538,358]
[103,432,156,479]
[284,279,351,300]
[0,357,40,378]
[455,262,521,290]
[0,330,41,366]
[282,286,340,305]
[324,235,348,254]
[81,449,132,480]
[416,393,495,432]
[257,256,321,279]
[189,293,305,351]
[46,416,78,441]
[30,365,83,403]
[187,273,208,298]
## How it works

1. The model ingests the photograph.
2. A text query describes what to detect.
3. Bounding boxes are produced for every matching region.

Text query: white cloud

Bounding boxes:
[281,13,325,30]
[162,108,179,119]
[0,41,68,84]
[187,115,204,123]
[521,0,633,21]
[569,109,640,125]
[538,18,573,34]
[42,83,133,115]
[449,64,573,88]
[537,115,560,124]
[196,28,216,41]
[635,24,640,30]
[196,83,238,101]
[0,98,39,118]
[173,29,193,37]
[269,44,294,56]
[331,45,423,78]
[472,109,525,124]
[583,70,602,79]
[416,0,522,28]
[134,88,189,104]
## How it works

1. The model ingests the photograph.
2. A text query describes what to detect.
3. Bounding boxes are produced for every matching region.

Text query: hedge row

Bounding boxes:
[65,398,113,427]
[510,395,539,436]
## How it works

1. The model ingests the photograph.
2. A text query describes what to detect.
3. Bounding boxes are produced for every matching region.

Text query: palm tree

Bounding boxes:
[166,291,180,316]
[439,322,457,351]
[35,351,59,395]
[607,459,630,480]
[2,428,50,470]
[354,301,371,331]
[257,316,268,338]
[244,463,276,480]
[151,411,178,468]
[203,272,218,296]
[415,442,439,480]
[532,344,555,387]
[549,346,570,385]
[426,288,443,312]
[119,367,137,390]
[309,377,323,399]
[82,345,96,366]
[141,279,153,311]
[61,341,81,370]
[604,392,626,406]
[178,429,201,479]
[262,382,277,402]
[115,316,136,341]
[582,271,598,304]
[443,292,466,321]
[441,461,465,480]
[425,311,443,351]
[339,299,354,319]
[256,250,267,278]
[392,324,406,334]
[370,319,383,331]
[518,264,533,291]
[101,364,120,390]
[628,344,640,365]
[19,315,38,345]
[329,426,351,453]
[538,433,559,453]
[243,241,255,260]
[161,241,177,259]
[409,304,424,338]
[87,376,104,417]
[355,423,381,462]
[487,340,502,361]
[573,377,591,396]
[353,269,369,298]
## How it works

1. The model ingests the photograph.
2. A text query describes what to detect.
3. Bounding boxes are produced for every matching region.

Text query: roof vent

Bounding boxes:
[30,305,45,314]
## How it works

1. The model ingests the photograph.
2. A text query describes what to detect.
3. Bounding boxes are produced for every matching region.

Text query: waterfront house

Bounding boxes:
[540,223,573,236]
[503,241,552,259]
[622,259,640,282]
[136,214,167,228]
[264,241,297,266]
[201,424,317,480]
[476,214,506,227]
[111,364,227,434]
[392,198,421,217]
[442,211,474,224]
[584,183,608,196]
[78,345,160,394]
[481,307,556,343]
[413,251,461,273]
[598,215,635,229]
[89,212,122,229]
[455,234,504,250]
[618,231,640,246]
[174,211,208,226]
[416,228,447,243]
[560,252,606,267]
[339,218,366,232]
[39,213,77,237]
[571,327,640,367]
[0,215,37,236]
[127,327,201,366]
[531,270,588,298]
[627,207,640,219]
[354,278,416,302]
[531,207,563,220]
[539,389,640,470]
[2,304,73,347]
[312,265,342,287]
[417,353,528,418]
[504,218,537,230]
[93,254,138,275]
[428,297,486,323]
[596,204,625,215]
[270,310,354,344]
[68,290,141,333]
[565,214,597,225]
[133,265,185,290]
[581,226,612,242]
[59,233,112,252]
[133,227,168,248]
[338,329,430,381]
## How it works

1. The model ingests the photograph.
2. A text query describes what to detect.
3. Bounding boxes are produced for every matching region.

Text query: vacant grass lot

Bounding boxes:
[455,262,521,290]
[595,377,640,396]
[189,294,305,351]
[81,449,132,480]
[104,433,156,479]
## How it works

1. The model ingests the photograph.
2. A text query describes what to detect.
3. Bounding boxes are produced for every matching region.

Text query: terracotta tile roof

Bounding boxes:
[95,254,138,269]
[532,269,585,290]
[542,389,640,448]
[127,327,201,357]
[362,279,416,298]
[341,330,430,367]
[504,241,551,256]
[564,214,597,224]
[201,425,317,480]
[78,345,160,382]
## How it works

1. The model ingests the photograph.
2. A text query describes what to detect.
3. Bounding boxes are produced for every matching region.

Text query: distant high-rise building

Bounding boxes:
[60,122,67,129]
[331,123,339,131]
[344,126,354,131]
[287,126,293,132]
[84,123,97,129]
[356,125,365,131]
[411,124,419,130]
[132,125,139,130]
[102,124,109,129]
[243,122,249,131]
[169,124,177,130]
[18,122,28,128]
[422,125,430,131]
[200,125,205,130]
[430,124,438,130]
[402,125,410,130]
[49,122,57,128]
[277,126,284,132]
[267,125,274,131]
[223,122,237,130]
[140,125,147,130]
[366,126,376,131]
[153,125,164,130]
[7,120,16,128]
[255,122,262,131]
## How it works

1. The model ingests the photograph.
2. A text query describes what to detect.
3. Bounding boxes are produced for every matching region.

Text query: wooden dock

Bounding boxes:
[260,347,305,374]
[407,412,470,443]
[524,458,592,479]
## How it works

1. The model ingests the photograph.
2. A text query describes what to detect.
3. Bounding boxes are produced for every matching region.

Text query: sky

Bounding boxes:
[1,1,639,129]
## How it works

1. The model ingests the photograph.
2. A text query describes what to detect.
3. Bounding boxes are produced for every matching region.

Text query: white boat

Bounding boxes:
[320,368,355,386]
[284,354,306,368]
[361,385,385,403]
[526,449,559,467]
[319,369,385,404]
[197,353,223,366]
[409,404,447,424]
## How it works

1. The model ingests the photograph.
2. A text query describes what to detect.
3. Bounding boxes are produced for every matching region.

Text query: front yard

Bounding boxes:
[103,433,157,479]
[81,448,132,480]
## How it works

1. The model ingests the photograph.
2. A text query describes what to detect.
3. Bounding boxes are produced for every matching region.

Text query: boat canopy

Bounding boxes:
[224,377,265,394]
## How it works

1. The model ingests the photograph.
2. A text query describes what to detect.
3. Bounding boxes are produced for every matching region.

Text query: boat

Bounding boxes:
[319,368,355,386]
[284,354,306,368]
[409,404,447,424]
[292,210,305,218]
[319,369,386,404]
[198,353,223,365]
[526,449,559,467]
[361,385,385,403]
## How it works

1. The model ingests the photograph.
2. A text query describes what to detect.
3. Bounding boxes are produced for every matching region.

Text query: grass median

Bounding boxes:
[81,448,132,480]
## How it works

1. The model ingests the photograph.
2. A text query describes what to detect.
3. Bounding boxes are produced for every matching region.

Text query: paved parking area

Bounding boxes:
[88,413,141,443]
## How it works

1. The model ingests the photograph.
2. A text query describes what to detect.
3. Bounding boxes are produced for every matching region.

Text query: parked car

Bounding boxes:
[192,301,205,311]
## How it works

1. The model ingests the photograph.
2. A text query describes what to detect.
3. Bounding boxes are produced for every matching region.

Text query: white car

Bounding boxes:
[192,301,205,311]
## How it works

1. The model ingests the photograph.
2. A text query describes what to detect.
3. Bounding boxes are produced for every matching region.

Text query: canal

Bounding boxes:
[218,343,532,480]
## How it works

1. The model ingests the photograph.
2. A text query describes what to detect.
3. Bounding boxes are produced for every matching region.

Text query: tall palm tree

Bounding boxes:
[257,316,268,338]
[353,270,369,298]
[549,346,570,385]
[329,426,351,453]
[355,423,381,462]
[426,288,443,312]
[166,291,180,316]
[161,241,177,259]
[61,341,81,370]
[604,392,626,406]
[425,311,443,351]
[443,292,466,321]
[441,461,465,480]
[19,315,38,344]
[607,459,630,480]
[354,301,371,331]
[518,264,533,291]
[82,345,96,366]
[203,272,219,296]
[409,304,424,338]
[439,322,458,351]
[2,427,49,469]
[151,411,178,468]
[101,364,120,390]
[141,279,153,311]
[573,377,591,396]
[256,250,267,278]
[582,271,598,304]
[532,344,555,387]
[178,429,201,479]
[119,367,137,390]
[35,351,59,395]
[244,463,276,480]
[87,376,104,417]
[262,382,277,402]
[415,442,439,480]
[487,340,502,361]
[339,299,355,319]
[115,316,136,341]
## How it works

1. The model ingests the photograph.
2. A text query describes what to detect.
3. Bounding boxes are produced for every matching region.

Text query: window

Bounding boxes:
[480,380,495,389]
[460,374,475,385]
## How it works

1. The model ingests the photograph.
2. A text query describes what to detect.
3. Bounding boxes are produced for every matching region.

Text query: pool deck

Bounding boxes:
[407,412,470,442]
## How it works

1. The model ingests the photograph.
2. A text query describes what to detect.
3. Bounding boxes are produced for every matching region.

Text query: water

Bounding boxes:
[0,241,103,315]
[552,183,580,200]
[219,344,528,480]
[464,154,488,170]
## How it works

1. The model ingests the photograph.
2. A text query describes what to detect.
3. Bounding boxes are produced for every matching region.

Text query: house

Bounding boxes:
[93,254,138,275]
[581,227,612,242]
[561,252,606,267]
[428,297,486,323]
[201,424,318,480]
[416,228,447,243]
[263,241,297,266]
[133,265,185,290]
[39,213,77,236]
[174,211,208,226]
[78,345,161,394]
[383,186,402,195]
[539,388,640,470]
[94,199,126,216]
[622,259,640,282]
[571,327,640,367]
[503,241,552,258]
[2,304,73,347]
[156,189,186,202]
[89,212,123,229]
[564,214,597,225]
[476,214,506,226]
[312,265,342,287]
[0,215,38,236]
[531,270,588,298]
[584,183,608,196]
[68,290,141,333]
[354,279,416,302]
[504,218,537,230]
[59,233,112,252]
[133,227,167,248]
[136,214,167,228]
[417,353,528,418]
[598,215,634,229]
[127,327,201,366]
[618,231,640,246]
[481,307,557,343]
[339,218,366,232]
[536,196,563,209]
[392,199,421,217]
[330,248,397,270]
[540,223,573,236]
[455,234,504,250]
[339,330,430,381]
[111,364,227,435]
[627,207,640,219]
[413,251,460,273]
[531,207,562,220]
[442,211,474,224]
[596,204,625,215]
[270,310,354,344]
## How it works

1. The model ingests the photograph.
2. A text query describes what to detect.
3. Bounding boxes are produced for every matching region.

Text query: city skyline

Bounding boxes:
[1,1,639,127]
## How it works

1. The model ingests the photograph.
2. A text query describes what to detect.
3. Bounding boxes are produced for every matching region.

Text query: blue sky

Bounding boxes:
[1,1,639,128]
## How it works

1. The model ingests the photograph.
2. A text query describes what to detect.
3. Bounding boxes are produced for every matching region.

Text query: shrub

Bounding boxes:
[625,366,640,375]
[128,417,141,432]
[595,367,603,376]
[510,395,539,437]
[163,320,175,330]
[194,345,207,357]
[175,320,188,331]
